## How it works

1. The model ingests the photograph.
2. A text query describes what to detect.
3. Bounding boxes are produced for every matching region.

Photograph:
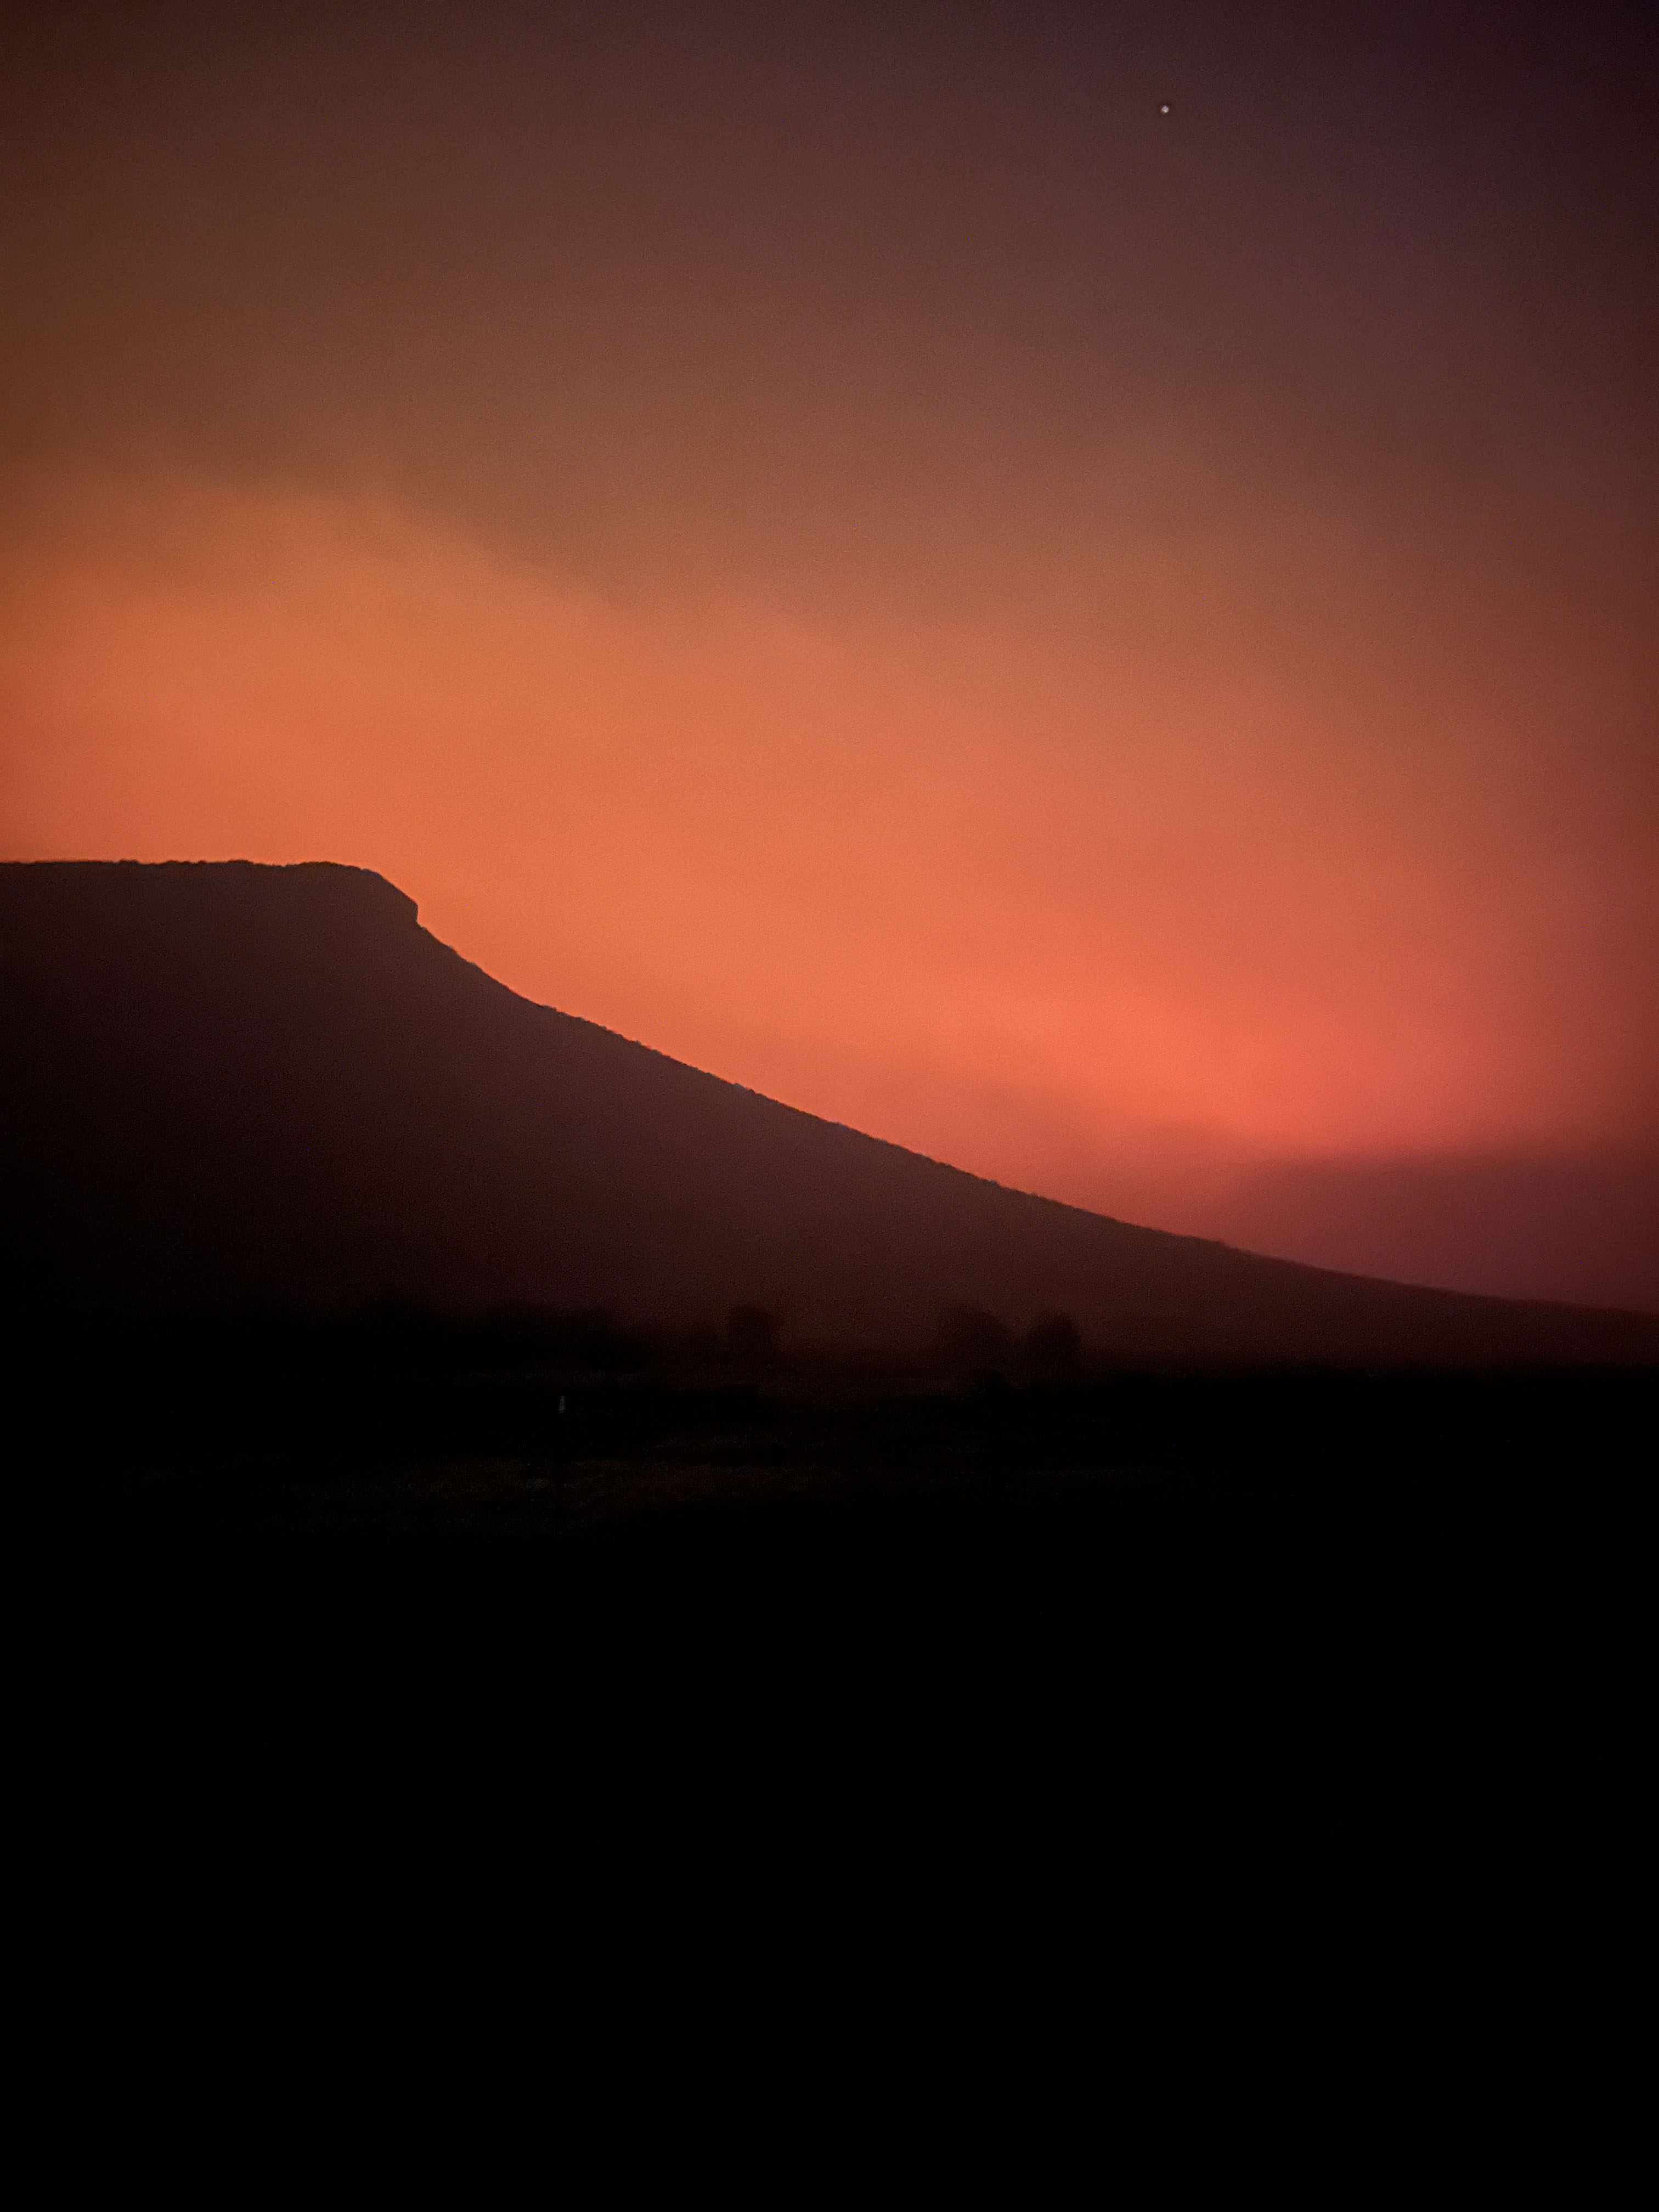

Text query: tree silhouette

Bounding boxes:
[727,1303,780,1362]
[1022,1311,1083,1384]
[934,1304,1015,1382]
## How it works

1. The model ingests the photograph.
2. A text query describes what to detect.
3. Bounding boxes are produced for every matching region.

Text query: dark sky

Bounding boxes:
[4,1,1656,1305]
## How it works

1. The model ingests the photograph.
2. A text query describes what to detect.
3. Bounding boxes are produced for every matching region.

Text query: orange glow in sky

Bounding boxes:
[3,7,1655,1307]
[4,471,1653,1271]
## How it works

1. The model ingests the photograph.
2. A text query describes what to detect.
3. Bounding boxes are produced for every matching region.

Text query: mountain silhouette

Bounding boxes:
[5,859,1655,1364]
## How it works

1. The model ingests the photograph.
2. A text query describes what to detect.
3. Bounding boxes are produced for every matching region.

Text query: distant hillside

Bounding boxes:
[4,860,1655,1364]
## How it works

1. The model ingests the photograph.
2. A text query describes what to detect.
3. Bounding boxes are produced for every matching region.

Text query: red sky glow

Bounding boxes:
[3,4,1655,1307]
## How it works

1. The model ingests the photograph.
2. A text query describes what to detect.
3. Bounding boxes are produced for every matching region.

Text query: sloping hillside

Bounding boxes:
[4,859,1654,1363]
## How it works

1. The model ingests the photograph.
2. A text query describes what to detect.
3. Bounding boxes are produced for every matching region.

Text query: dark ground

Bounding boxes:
[36,1311,1654,1840]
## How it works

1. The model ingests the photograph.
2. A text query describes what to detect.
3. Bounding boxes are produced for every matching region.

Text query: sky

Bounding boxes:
[3,1,1656,1308]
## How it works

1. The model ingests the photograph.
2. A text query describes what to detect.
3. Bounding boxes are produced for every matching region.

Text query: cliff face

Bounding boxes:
[5,859,1655,1363]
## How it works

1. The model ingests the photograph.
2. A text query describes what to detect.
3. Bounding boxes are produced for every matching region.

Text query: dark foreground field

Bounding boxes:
[41,1312,1655,1831]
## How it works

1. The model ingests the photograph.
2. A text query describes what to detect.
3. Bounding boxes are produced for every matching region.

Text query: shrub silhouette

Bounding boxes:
[1022,1311,1083,1384]
[727,1304,781,1362]
[934,1304,1015,1382]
